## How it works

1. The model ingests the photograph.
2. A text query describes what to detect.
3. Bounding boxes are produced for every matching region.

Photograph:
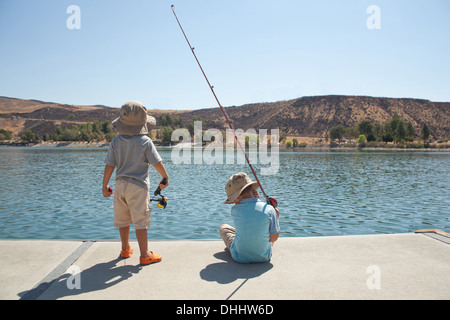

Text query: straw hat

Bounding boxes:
[112,101,156,136]
[224,172,259,204]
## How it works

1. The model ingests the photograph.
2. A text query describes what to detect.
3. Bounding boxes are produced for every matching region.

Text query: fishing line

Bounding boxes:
[171,5,277,208]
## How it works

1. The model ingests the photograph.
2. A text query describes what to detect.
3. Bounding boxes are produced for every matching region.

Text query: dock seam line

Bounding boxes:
[20,240,95,300]
[420,233,450,245]
[226,278,249,300]
[415,229,450,246]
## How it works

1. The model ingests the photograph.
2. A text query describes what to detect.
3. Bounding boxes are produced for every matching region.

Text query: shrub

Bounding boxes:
[356,134,366,145]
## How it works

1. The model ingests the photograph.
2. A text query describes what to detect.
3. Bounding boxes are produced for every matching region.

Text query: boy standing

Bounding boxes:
[219,172,280,263]
[102,101,168,265]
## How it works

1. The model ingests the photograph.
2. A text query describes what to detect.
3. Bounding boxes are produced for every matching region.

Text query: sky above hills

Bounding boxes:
[1,0,449,109]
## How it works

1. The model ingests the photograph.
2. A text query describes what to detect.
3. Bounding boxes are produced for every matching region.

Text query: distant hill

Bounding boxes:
[158,95,450,140]
[0,95,449,140]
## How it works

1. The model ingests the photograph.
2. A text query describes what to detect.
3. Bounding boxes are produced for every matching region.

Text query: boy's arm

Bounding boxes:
[102,164,115,198]
[269,208,280,243]
[270,231,280,243]
[153,161,169,190]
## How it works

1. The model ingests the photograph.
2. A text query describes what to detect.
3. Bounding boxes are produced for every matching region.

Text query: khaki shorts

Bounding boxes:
[113,179,151,230]
[219,224,235,250]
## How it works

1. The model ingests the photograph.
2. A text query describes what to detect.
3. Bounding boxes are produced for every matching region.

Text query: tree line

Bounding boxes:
[329,117,431,145]
[157,115,206,145]
[0,120,116,143]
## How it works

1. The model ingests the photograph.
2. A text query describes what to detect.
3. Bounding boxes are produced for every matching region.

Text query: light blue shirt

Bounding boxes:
[230,197,280,263]
[104,135,162,189]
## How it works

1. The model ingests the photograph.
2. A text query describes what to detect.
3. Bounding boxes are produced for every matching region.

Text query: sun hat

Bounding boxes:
[224,172,259,204]
[112,101,156,136]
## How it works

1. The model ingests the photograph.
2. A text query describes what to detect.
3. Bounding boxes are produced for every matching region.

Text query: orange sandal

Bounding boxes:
[140,252,162,265]
[120,246,134,259]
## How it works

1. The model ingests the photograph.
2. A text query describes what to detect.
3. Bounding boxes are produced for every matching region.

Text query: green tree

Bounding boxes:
[21,130,37,142]
[173,116,183,128]
[406,122,416,142]
[160,126,174,145]
[357,120,374,137]
[0,129,12,140]
[92,120,102,134]
[52,126,63,141]
[372,122,383,141]
[165,114,174,127]
[356,134,366,146]
[358,121,376,142]
[422,123,430,142]
[343,126,359,140]
[387,117,407,143]
[396,120,406,142]
[62,128,79,141]
[329,125,345,141]
[101,120,112,134]
[292,138,298,148]
[158,115,168,127]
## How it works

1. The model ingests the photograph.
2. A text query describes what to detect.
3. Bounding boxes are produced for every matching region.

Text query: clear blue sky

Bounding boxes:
[1,0,449,110]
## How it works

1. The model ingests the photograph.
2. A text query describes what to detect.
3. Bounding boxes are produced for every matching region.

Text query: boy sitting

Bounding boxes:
[219,172,280,263]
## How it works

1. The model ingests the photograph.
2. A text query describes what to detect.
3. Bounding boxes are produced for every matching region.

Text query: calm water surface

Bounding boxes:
[0,147,448,240]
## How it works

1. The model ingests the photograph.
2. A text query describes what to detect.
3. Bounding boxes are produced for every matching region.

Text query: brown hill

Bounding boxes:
[161,95,450,140]
[0,95,449,140]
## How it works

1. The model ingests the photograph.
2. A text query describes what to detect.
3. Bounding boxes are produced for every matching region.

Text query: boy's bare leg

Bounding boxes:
[119,226,131,251]
[135,229,151,258]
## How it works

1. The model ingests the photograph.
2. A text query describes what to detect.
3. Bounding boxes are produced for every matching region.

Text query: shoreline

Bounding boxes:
[0,140,449,152]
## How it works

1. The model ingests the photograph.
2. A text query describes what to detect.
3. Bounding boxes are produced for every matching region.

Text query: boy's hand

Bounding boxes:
[158,178,169,191]
[252,189,260,198]
[103,186,113,198]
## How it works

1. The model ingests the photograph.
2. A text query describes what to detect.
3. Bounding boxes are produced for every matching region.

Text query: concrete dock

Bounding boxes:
[1,230,449,300]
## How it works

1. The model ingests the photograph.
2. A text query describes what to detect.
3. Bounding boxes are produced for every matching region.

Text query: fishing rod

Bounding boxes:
[171,5,277,208]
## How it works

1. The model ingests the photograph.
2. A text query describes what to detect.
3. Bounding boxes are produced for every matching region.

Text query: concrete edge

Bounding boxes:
[20,241,95,300]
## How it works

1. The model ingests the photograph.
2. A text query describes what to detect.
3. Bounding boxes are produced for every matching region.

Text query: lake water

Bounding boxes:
[0,147,449,240]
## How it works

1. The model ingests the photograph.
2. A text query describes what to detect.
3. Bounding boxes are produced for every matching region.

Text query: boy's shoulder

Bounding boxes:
[111,134,152,144]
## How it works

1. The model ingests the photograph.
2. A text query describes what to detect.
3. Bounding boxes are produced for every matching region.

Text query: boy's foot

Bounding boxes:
[140,251,162,265]
[120,246,134,259]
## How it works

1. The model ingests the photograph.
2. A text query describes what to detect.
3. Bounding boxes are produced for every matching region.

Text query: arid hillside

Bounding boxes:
[0,95,449,140]
[165,95,450,140]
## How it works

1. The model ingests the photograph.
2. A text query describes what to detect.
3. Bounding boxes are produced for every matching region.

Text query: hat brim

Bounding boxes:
[112,115,156,136]
[224,181,259,204]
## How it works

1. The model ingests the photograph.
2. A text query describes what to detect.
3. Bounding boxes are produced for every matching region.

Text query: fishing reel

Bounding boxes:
[267,197,278,208]
[150,178,168,210]
[151,194,168,209]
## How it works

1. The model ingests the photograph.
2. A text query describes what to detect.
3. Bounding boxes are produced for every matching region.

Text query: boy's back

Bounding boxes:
[105,135,161,190]
[230,198,278,263]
